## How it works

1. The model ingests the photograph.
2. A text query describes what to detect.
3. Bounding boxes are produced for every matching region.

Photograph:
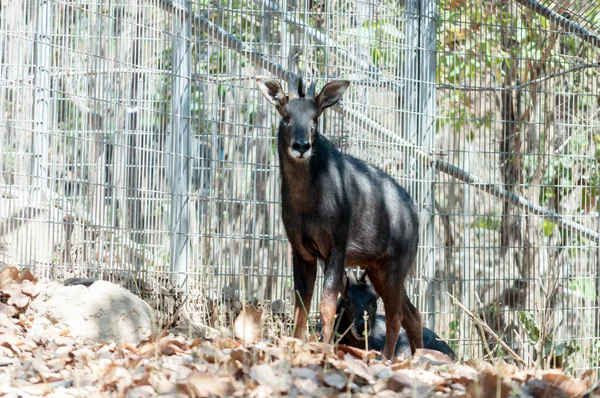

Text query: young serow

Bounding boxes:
[257,76,423,359]
[336,271,455,360]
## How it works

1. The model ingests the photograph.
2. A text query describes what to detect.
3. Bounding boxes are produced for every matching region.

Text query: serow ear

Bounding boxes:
[256,78,288,117]
[315,80,350,115]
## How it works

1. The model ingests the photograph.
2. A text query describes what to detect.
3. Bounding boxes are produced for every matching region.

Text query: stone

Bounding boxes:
[29,281,154,344]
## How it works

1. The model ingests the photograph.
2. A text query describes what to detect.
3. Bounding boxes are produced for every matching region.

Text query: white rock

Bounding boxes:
[30,281,154,344]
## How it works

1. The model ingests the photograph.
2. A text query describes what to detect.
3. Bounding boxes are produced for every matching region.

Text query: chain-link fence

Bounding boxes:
[1,0,598,372]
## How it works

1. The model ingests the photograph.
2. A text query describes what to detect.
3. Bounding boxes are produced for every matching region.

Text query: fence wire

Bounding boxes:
[436,0,600,372]
[0,0,598,373]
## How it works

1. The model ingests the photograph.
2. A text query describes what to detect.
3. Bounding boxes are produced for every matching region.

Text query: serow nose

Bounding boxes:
[292,140,311,155]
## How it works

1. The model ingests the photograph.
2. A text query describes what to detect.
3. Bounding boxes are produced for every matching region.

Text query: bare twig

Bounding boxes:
[447,292,527,366]
[437,63,600,92]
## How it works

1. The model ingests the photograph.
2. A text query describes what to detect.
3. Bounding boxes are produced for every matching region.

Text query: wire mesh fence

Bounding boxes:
[1,0,598,373]
[436,0,600,372]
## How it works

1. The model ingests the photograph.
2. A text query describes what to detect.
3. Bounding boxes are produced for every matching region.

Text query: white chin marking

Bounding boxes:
[289,147,312,160]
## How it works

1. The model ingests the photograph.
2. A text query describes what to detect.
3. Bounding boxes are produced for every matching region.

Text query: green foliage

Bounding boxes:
[567,277,596,302]
[448,308,461,354]
[541,220,554,237]
[517,311,580,371]
[469,215,501,231]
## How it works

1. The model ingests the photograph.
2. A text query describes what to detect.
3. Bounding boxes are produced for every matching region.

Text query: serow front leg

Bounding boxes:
[292,250,318,340]
[319,248,345,344]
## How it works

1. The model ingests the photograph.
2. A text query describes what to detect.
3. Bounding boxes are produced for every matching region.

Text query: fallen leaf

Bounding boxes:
[387,371,429,394]
[465,369,514,398]
[369,364,393,379]
[20,383,53,396]
[149,373,175,394]
[337,343,378,361]
[126,385,156,398]
[0,313,19,332]
[524,378,570,398]
[292,350,323,367]
[0,266,20,290]
[234,306,263,344]
[0,302,17,317]
[177,372,234,397]
[19,280,41,298]
[20,268,37,283]
[157,335,187,356]
[413,348,453,365]
[322,371,348,390]
[293,377,320,395]
[338,353,375,383]
[308,342,332,353]
[249,385,274,398]
[396,368,446,387]
[4,286,30,309]
[249,363,293,392]
[539,370,589,397]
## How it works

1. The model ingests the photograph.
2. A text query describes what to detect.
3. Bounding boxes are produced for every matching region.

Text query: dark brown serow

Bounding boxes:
[336,271,455,360]
[256,76,423,359]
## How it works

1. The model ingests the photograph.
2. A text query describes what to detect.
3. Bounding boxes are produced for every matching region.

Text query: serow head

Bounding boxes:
[340,271,379,340]
[256,76,349,161]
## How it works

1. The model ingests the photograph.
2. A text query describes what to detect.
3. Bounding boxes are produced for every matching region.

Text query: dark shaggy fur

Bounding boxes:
[335,271,455,360]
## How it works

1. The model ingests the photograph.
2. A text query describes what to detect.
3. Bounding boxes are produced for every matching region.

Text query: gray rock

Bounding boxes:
[29,281,154,344]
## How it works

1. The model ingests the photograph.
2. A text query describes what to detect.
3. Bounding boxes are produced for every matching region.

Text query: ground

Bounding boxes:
[0,267,596,398]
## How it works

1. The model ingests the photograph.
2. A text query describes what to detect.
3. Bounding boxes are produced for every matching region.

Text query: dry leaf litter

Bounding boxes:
[0,266,597,398]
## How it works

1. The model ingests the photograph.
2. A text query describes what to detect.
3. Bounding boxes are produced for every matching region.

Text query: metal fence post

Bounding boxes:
[32,0,52,201]
[170,0,191,294]
[405,0,437,327]
[419,0,438,330]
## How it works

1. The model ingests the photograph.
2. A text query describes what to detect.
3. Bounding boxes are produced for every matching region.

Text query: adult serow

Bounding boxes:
[256,76,423,359]
[335,271,455,360]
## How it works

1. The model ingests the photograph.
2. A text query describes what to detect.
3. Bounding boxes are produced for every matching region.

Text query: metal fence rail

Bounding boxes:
[1,0,598,373]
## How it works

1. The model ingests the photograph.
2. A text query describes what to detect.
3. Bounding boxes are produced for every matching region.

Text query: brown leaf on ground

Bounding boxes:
[0,267,595,398]
[468,369,515,398]
[20,268,37,283]
[336,343,378,361]
[234,306,263,345]
[177,372,234,397]
[0,266,21,290]
[413,348,454,365]
[157,335,188,356]
[539,369,589,397]
[308,341,332,353]
[525,378,570,398]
